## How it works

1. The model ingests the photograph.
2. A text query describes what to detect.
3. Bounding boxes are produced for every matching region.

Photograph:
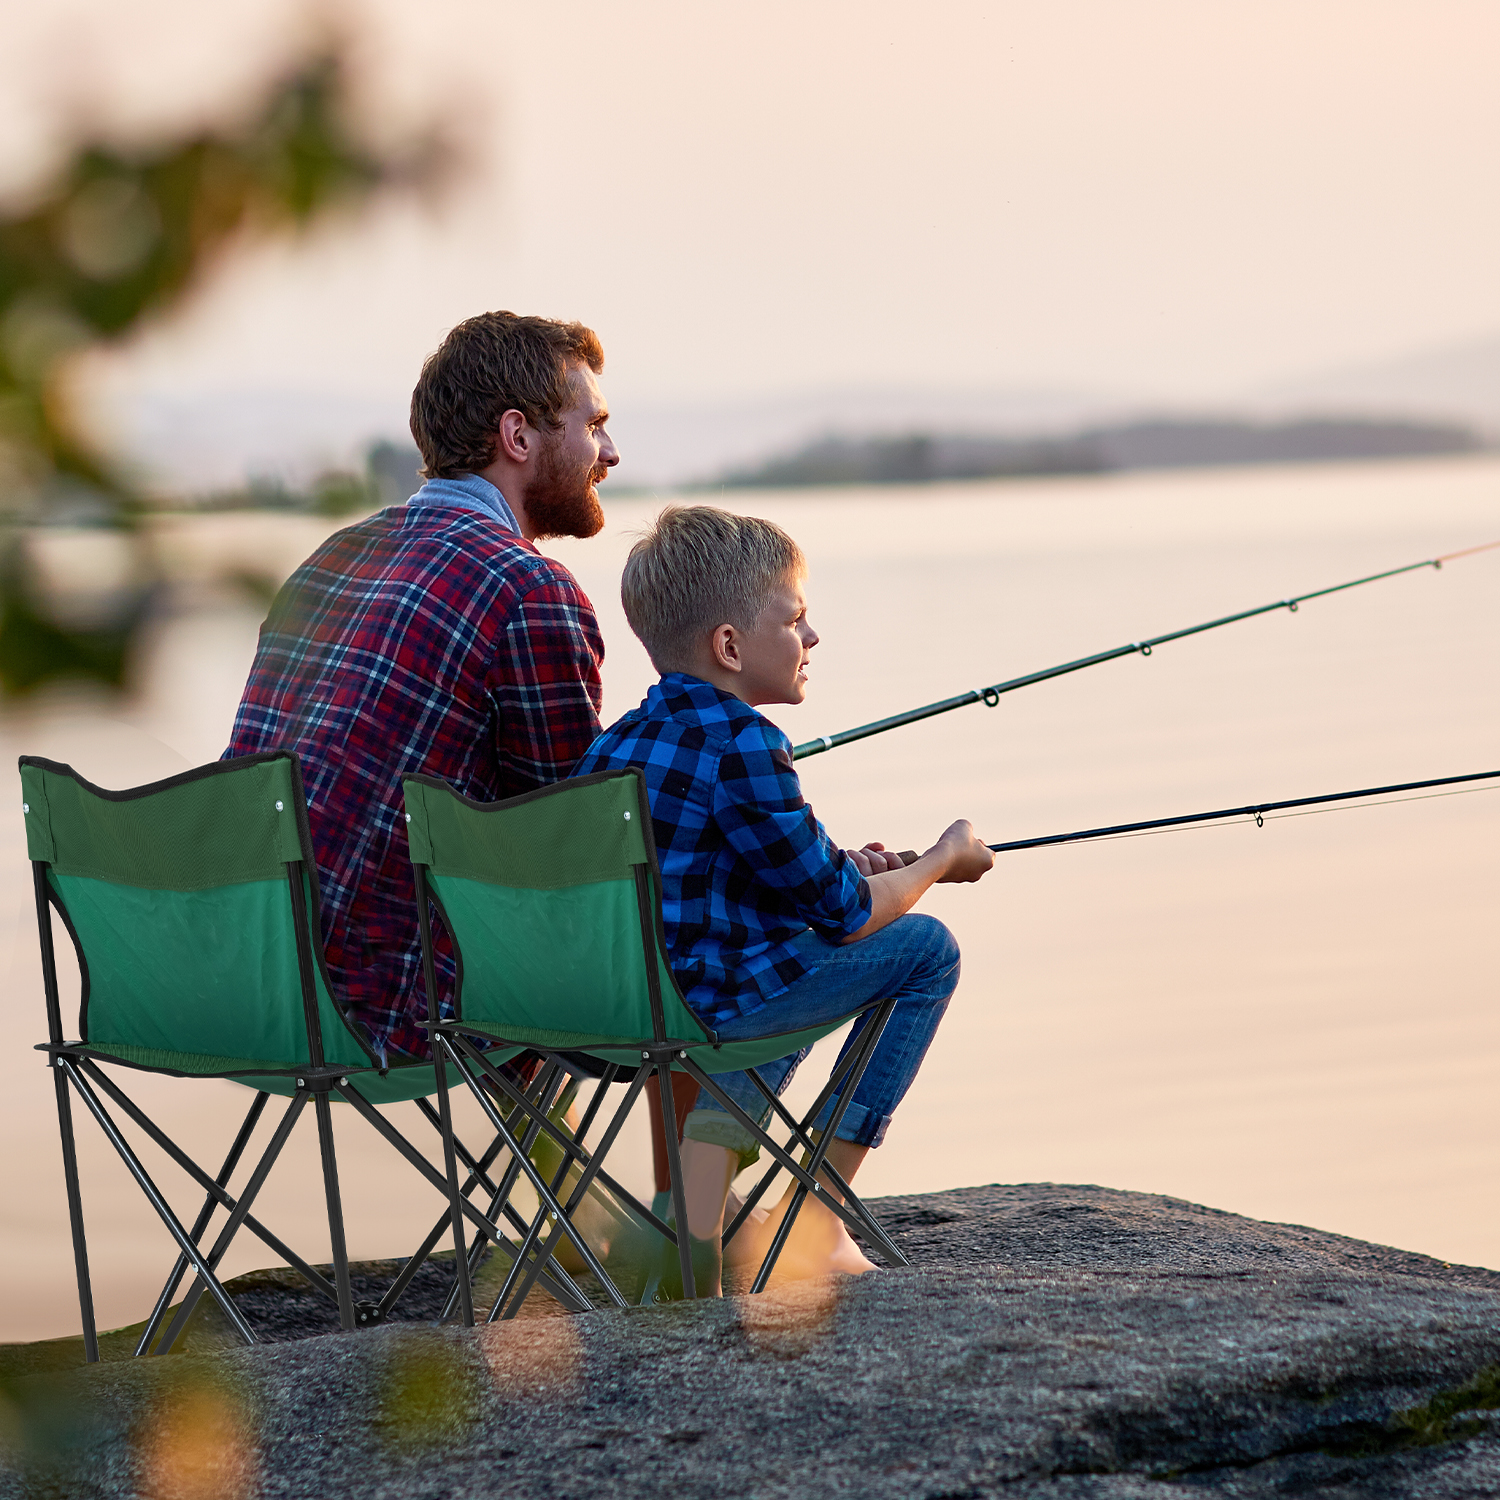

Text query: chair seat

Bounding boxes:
[229,1066,454,1105]
[442,1019,863,1075]
[69,1041,308,1077]
[61,1043,469,1106]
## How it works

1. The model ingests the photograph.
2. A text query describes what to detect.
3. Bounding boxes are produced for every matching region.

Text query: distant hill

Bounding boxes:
[716,415,1485,488]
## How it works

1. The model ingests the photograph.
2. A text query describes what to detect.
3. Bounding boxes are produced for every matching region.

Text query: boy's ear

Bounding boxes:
[710,623,742,674]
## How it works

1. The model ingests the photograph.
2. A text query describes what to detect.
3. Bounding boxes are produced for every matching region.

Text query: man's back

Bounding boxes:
[226,492,603,1060]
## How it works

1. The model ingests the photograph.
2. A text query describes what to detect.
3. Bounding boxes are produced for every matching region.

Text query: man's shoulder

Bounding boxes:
[305,505,588,603]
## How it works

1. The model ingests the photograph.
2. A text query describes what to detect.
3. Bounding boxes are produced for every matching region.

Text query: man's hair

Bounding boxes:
[409,311,604,479]
[621,506,806,672]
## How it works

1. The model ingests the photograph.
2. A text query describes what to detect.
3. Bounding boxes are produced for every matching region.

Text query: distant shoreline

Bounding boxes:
[709,414,1486,490]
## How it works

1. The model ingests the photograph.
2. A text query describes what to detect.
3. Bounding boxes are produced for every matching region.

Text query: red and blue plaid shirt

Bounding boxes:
[573,673,872,1030]
[225,481,603,1061]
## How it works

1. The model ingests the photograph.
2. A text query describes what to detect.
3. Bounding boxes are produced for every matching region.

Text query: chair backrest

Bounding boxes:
[402,768,712,1050]
[19,752,377,1077]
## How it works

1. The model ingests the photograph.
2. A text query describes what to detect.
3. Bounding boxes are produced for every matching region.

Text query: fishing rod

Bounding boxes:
[982,769,1500,854]
[791,538,1500,761]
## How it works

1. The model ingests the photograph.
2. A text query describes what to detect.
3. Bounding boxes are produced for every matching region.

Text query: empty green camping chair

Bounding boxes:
[403,766,911,1316]
[21,751,591,1360]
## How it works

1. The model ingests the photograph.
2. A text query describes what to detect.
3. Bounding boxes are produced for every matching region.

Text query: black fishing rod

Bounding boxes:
[791,539,1500,762]
[983,769,1500,853]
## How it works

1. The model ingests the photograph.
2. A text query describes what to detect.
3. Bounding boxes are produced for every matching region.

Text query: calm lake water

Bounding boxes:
[3,453,1497,1342]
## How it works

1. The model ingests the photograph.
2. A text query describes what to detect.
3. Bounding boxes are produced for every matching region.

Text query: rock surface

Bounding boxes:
[7,1183,1500,1497]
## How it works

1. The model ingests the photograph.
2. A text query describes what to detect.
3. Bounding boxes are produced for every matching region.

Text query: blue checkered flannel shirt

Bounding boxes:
[572,673,872,1030]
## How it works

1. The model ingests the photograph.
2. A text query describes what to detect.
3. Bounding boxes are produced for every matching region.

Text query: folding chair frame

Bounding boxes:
[403,768,912,1317]
[25,754,583,1360]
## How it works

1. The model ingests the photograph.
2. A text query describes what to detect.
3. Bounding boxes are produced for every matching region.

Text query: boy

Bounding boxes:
[573,506,993,1294]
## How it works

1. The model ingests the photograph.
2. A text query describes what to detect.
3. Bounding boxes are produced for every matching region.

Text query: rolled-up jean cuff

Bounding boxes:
[812,1097,891,1149]
[682,1108,763,1171]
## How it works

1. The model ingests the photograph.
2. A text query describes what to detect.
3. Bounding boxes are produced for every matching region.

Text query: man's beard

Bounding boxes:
[524,433,606,540]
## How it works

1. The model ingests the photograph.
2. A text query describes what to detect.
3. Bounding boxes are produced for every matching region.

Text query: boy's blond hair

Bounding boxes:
[621,506,806,672]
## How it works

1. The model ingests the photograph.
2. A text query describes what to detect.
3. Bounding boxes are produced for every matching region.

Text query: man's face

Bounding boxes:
[524,363,619,540]
[734,570,819,707]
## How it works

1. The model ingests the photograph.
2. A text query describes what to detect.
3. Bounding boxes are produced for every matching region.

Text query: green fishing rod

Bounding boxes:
[791,538,1500,762]
[982,769,1500,854]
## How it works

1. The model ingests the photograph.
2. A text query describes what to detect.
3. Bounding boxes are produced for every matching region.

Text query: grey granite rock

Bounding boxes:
[6,1183,1500,1498]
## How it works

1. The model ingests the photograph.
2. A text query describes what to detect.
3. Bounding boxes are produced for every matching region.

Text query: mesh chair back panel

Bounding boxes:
[228,1062,510,1103]
[583,1025,854,1075]
[431,875,687,1045]
[407,771,712,1048]
[50,872,373,1073]
[54,874,315,1067]
[21,757,303,889]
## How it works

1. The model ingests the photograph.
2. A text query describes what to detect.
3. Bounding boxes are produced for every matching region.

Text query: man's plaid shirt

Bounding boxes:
[225,487,603,1061]
[573,673,871,1031]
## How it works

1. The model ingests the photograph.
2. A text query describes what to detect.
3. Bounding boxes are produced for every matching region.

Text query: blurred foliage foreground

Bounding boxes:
[0,50,441,698]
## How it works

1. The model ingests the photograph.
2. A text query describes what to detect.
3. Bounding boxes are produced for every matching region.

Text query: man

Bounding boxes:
[225,311,618,1062]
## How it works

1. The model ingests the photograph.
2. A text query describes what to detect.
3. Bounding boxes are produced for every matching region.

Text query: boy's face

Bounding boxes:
[732,570,819,706]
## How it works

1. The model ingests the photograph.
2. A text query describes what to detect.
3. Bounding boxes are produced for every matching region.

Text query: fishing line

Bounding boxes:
[791,538,1500,761]
[982,770,1500,854]
[994,780,1500,851]
[1264,782,1500,823]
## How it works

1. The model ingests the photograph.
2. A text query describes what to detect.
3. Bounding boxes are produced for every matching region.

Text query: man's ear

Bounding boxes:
[495,409,535,465]
[709,623,741,674]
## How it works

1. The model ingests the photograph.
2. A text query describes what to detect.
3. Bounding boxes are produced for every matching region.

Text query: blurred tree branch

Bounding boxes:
[0,47,444,696]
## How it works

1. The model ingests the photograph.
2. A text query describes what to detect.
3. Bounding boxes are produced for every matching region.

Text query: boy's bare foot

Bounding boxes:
[752,1201,877,1283]
[722,1198,771,1273]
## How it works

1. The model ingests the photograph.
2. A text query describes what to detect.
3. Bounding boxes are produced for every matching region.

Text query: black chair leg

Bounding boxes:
[658,1061,696,1300]
[722,1020,873,1245]
[314,1091,357,1331]
[80,1059,341,1302]
[491,1063,654,1320]
[437,1040,626,1310]
[680,1057,892,1267]
[748,1005,892,1290]
[433,1040,474,1326]
[53,1064,98,1362]
[61,1058,257,1344]
[137,1091,270,1356]
[150,1093,309,1355]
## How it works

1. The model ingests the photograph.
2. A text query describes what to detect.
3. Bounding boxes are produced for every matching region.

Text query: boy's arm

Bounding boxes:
[712,732,875,939]
[841,820,994,944]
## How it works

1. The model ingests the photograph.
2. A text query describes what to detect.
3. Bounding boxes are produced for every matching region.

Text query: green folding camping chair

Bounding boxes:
[402,765,912,1318]
[21,750,595,1361]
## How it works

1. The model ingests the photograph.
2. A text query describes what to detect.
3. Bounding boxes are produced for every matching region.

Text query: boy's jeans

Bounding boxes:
[681,912,960,1165]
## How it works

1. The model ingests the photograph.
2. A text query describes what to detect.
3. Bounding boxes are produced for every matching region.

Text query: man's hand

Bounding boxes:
[847,842,908,876]
[925,820,994,884]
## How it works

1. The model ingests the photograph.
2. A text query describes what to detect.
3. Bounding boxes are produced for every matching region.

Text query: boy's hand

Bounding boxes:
[926,820,994,884]
[847,841,907,876]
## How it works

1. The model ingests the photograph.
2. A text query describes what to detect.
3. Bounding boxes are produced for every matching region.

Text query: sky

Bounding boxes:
[2,0,1498,483]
